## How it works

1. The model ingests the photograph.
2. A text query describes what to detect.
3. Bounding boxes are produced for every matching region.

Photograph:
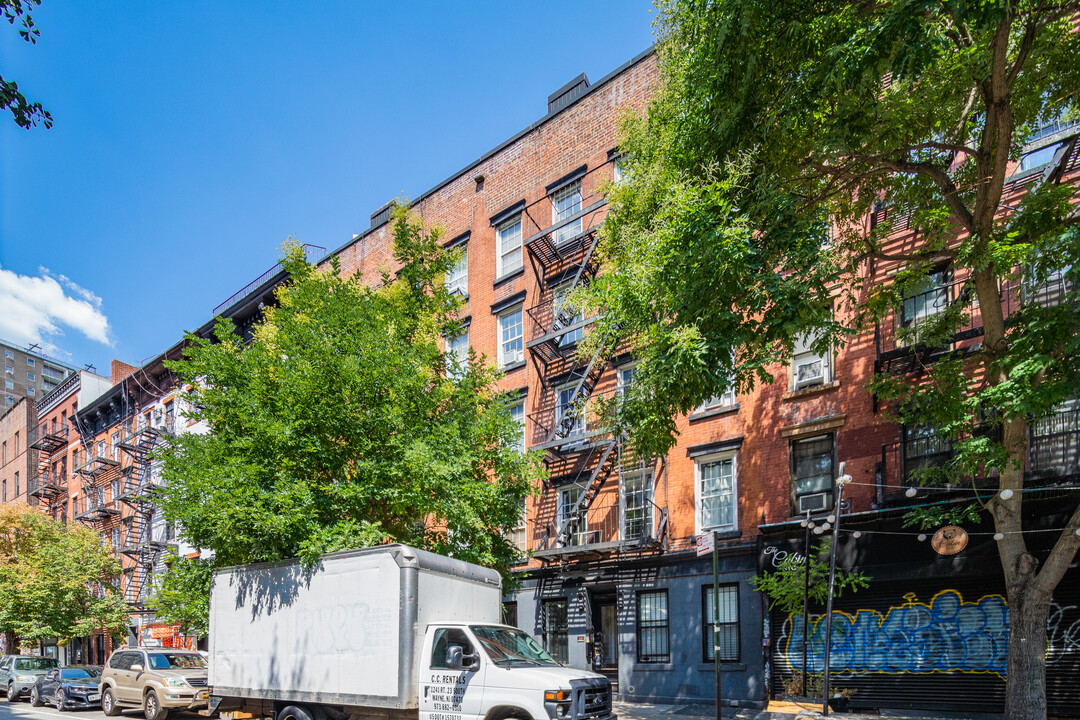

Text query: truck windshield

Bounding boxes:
[13,658,58,671]
[147,653,207,670]
[470,626,561,667]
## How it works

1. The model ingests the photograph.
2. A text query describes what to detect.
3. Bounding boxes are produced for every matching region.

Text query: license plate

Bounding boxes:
[88,694,100,702]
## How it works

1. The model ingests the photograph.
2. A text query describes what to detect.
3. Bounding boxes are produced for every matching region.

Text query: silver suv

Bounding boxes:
[100,648,208,720]
[0,655,60,701]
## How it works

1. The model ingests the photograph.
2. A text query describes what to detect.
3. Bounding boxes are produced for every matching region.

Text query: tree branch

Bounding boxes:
[1034,500,1080,596]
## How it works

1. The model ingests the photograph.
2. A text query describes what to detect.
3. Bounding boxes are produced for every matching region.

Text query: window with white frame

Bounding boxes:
[4,350,11,360]
[618,363,637,400]
[27,372,34,382]
[26,357,34,366]
[27,387,34,396]
[558,484,586,546]
[697,387,737,413]
[498,305,524,368]
[496,215,523,277]
[612,158,625,185]
[622,467,654,540]
[508,401,526,453]
[5,365,13,375]
[791,331,831,390]
[556,382,586,439]
[901,267,951,327]
[445,245,468,295]
[551,180,582,245]
[554,282,584,346]
[696,452,737,533]
[445,328,469,379]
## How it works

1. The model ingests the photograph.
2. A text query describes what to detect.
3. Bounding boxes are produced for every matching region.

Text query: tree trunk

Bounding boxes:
[1004,573,1052,720]
[2,631,16,655]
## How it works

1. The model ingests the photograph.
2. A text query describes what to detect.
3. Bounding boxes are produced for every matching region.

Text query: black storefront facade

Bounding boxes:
[758,496,1080,717]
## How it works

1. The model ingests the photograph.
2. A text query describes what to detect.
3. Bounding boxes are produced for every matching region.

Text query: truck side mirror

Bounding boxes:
[445,645,479,672]
[130,664,143,673]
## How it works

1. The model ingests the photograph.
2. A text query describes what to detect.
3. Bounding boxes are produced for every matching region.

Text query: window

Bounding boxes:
[558,484,586,546]
[14,472,19,497]
[2,480,6,502]
[97,440,105,459]
[27,387,34,396]
[697,388,737,413]
[1,441,5,463]
[637,590,670,663]
[554,283,584,346]
[4,396,11,405]
[556,383,586,439]
[703,585,740,662]
[445,329,469,379]
[496,215,523,277]
[618,363,636,397]
[622,467,654,540]
[26,357,34,366]
[508,401,526,453]
[612,158,625,185]
[5,365,12,375]
[791,434,835,513]
[542,599,569,664]
[111,432,120,460]
[502,602,518,628]
[429,627,476,669]
[792,331,831,390]
[4,350,11,360]
[4,381,11,390]
[902,425,952,483]
[1029,398,1079,474]
[696,453,737,533]
[901,267,950,327]
[1019,141,1064,172]
[551,180,583,245]
[498,306,524,368]
[42,365,64,380]
[446,245,468,295]
[26,372,35,382]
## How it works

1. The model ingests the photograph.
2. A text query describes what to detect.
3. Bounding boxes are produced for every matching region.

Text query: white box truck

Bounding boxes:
[208,544,615,720]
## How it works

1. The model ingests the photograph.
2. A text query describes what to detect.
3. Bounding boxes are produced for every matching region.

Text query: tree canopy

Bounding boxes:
[589,2,1078,717]
[0,504,128,649]
[2,0,53,129]
[157,212,542,593]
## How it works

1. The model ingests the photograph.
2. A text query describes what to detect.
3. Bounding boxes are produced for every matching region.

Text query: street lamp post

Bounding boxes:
[821,463,852,717]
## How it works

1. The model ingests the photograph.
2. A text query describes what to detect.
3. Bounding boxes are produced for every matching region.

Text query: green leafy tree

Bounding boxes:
[587,2,1079,717]
[0,505,128,651]
[149,552,213,639]
[156,211,543,631]
[2,0,53,129]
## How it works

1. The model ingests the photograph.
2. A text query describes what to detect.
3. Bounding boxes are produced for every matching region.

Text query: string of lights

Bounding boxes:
[800,515,1080,541]
[834,478,1080,497]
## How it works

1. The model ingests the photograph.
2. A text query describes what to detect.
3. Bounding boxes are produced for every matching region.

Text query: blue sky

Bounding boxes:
[0,1,655,374]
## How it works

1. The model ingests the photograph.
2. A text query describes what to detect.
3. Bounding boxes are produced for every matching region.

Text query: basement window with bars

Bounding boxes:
[637,590,670,663]
[702,585,740,662]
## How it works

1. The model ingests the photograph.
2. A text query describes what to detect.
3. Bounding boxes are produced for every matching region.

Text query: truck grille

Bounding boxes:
[571,678,611,719]
[187,678,208,688]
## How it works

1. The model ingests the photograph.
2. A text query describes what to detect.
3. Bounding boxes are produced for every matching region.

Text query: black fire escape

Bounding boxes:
[28,422,70,518]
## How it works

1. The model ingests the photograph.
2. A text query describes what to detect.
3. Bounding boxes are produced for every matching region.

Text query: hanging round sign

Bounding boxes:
[931,525,969,555]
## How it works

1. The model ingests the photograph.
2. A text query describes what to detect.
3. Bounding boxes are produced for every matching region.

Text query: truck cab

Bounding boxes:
[420,623,613,720]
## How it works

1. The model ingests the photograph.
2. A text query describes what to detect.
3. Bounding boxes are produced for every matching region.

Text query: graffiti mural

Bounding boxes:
[783,590,1009,678]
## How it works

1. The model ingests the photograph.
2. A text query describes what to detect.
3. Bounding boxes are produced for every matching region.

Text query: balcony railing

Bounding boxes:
[877,405,1079,505]
[532,486,668,559]
[213,244,327,316]
[28,423,69,453]
[28,469,67,498]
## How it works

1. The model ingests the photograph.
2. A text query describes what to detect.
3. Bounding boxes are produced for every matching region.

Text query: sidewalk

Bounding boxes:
[612,699,1002,720]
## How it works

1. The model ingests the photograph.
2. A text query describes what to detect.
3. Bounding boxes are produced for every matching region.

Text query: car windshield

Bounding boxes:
[60,668,100,680]
[147,653,206,670]
[470,626,561,667]
[14,658,58,671]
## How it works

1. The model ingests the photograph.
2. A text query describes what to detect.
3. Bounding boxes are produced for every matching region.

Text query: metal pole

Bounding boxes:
[821,464,850,717]
[713,530,722,720]
[802,511,811,696]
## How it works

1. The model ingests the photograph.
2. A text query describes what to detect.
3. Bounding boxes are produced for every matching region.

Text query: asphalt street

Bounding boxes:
[0,699,205,720]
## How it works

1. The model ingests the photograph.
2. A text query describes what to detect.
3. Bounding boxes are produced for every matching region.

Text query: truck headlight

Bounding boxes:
[16,676,35,682]
[544,689,572,719]
[164,678,189,688]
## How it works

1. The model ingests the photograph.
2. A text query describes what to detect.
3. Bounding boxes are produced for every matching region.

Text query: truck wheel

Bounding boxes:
[6,683,17,702]
[102,688,121,716]
[30,687,43,707]
[278,704,315,720]
[144,690,169,720]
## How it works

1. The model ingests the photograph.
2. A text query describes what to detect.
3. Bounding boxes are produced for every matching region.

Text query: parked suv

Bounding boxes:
[0,655,60,701]
[100,648,208,720]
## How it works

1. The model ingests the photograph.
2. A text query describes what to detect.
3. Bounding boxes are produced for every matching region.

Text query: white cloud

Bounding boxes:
[0,265,112,354]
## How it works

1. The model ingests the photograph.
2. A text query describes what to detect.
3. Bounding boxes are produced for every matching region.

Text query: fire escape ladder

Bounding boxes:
[547,346,608,447]
[553,440,618,548]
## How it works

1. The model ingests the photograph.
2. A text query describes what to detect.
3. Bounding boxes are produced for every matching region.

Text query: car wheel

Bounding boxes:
[144,689,169,720]
[54,688,66,712]
[30,686,43,707]
[102,688,121,716]
[6,683,17,702]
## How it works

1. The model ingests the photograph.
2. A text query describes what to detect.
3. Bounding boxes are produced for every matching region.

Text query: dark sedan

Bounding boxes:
[30,666,102,711]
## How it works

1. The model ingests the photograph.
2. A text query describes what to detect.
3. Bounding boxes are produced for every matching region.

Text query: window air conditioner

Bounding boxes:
[794,356,825,388]
[798,492,830,514]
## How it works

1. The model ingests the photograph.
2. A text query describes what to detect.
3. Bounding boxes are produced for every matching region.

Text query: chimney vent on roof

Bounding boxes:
[548,73,590,114]
[370,200,398,228]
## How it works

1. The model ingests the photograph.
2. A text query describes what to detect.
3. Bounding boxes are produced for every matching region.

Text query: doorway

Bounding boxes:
[590,591,619,690]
